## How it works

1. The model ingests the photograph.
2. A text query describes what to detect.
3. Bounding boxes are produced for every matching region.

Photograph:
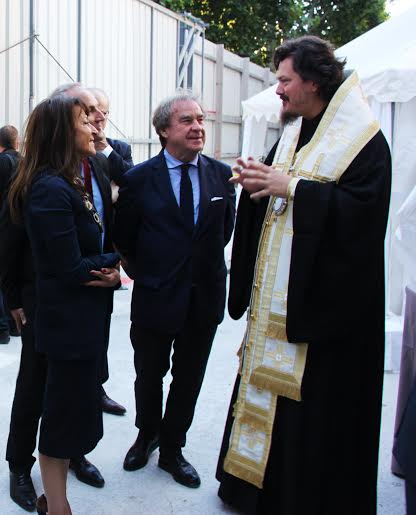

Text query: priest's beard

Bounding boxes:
[280,110,300,126]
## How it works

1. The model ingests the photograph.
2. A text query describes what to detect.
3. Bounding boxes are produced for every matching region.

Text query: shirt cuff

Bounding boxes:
[286,177,300,200]
[101,144,113,158]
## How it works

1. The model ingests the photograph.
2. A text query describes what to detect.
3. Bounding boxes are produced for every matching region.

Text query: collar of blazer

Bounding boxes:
[151,150,213,236]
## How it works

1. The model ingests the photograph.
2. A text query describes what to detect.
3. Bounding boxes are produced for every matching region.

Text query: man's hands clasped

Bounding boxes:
[85,266,121,287]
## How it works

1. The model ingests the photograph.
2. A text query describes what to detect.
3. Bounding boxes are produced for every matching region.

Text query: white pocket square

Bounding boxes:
[210,196,223,202]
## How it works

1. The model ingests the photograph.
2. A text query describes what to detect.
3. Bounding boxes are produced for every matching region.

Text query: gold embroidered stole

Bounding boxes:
[224,71,380,488]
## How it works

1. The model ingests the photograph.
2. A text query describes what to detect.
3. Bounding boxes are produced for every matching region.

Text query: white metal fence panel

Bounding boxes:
[223,66,241,117]
[0,0,275,164]
[0,0,30,129]
[82,0,153,164]
[34,0,78,101]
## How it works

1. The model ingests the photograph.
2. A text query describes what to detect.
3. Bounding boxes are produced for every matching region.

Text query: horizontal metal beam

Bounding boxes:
[205,113,242,125]
[194,48,274,83]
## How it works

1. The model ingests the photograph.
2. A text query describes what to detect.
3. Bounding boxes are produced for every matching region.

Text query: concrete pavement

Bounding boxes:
[0,282,406,514]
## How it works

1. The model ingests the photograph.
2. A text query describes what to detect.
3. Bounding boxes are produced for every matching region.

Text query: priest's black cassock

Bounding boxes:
[216,112,392,515]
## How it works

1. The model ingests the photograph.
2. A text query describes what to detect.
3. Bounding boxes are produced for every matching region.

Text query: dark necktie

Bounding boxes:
[82,158,93,197]
[180,163,194,231]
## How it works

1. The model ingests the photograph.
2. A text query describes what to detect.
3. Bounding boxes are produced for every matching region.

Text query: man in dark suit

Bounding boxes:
[50,84,132,186]
[0,125,20,345]
[89,88,134,185]
[65,84,127,416]
[0,125,20,201]
[114,92,236,488]
[88,88,134,290]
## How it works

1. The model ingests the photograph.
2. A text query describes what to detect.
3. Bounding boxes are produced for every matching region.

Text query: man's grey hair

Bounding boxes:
[49,82,82,98]
[152,90,203,147]
[89,87,109,103]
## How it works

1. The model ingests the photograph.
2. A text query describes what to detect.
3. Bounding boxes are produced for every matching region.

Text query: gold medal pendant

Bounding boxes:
[273,197,288,216]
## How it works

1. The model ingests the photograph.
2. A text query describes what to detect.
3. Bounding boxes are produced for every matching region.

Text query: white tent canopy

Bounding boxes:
[336,7,416,103]
[241,7,416,370]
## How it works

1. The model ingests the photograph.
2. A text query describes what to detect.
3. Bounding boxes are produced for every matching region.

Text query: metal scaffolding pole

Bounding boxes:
[29,0,35,113]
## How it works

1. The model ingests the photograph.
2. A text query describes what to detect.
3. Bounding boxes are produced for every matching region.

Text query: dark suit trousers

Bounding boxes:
[99,310,112,385]
[6,294,47,473]
[0,289,9,332]
[130,317,217,450]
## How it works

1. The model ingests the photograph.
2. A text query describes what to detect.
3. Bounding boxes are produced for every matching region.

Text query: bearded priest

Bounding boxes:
[216,35,391,515]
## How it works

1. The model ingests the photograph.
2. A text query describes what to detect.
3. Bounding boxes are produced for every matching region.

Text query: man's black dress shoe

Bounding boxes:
[102,392,126,416]
[123,434,159,471]
[158,451,201,488]
[0,330,10,344]
[69,456,105,488]
[10,471,37,512]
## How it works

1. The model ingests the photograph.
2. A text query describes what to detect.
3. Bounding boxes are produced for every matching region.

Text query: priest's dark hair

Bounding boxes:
[274,36,346,102]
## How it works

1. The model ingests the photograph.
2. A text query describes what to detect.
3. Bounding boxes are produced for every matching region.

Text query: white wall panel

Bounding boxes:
[0,0,30,129]
[201,37,216,60]
[248,77,264,98]
[224,48,242,69]
[200,57,216,114]
[150,142,161,158]
[193,51,217,160]
[203,119,215,156]
[192,52,203,99]
[133,143,151,164]
[195,38,216,112]
[223,67,241,116]
[222,123,240,156]
[152,10,177,107]
[0,0,274,162]
[34,0,78,101]
[82,0,152,150]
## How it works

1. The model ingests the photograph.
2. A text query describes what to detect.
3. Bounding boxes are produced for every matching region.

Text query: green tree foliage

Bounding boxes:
[301,0,388,48]
[157,0,388,67]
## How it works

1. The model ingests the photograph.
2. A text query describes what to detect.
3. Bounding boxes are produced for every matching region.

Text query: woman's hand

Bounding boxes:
[85,267,120,287]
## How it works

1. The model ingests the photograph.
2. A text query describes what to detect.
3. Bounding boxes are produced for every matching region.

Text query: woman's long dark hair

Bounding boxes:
[8,95,88,223]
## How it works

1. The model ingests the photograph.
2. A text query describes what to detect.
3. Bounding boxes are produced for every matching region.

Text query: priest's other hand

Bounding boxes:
[230,157,291,199]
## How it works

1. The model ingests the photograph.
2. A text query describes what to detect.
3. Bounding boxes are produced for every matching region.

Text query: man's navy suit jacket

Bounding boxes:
[114,151,236,334]
[107,138,134,185]
[0,149,19,203]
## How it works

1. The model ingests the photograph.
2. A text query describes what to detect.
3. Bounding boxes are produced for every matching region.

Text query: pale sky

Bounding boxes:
[388,0,416,16]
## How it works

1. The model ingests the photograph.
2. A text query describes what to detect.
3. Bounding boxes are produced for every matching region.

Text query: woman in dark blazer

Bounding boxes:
[8,95,120,515]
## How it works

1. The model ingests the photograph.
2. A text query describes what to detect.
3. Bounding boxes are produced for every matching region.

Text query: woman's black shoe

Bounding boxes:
[36,494,48,514]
